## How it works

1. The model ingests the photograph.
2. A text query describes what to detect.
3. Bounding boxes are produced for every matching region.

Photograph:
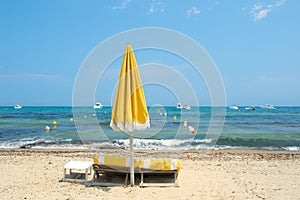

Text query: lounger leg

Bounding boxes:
[125,173,128,185]
[63,168,66,181]
[85,168,88,185]
[140,172,144,187]
[92,172,95,184]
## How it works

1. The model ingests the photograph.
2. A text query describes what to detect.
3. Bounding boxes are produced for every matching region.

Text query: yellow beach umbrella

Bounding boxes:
[110,44,150,186]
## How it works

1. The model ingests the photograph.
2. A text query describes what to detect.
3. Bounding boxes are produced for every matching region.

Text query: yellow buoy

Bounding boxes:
[70,118,73,122]
[173,116,177,121]
[52,120,57,125]
[45,126,50,131]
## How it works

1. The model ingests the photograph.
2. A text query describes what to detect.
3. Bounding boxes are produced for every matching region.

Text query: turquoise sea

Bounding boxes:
[0,106,299,151]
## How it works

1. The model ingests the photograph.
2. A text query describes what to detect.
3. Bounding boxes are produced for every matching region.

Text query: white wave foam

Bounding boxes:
[32,144,87,149]
[0,138,298,152]
[283,146,300,151]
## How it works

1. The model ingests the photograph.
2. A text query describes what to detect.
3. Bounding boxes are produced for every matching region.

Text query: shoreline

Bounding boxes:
[1,147,299,153]
[1,148,299,159]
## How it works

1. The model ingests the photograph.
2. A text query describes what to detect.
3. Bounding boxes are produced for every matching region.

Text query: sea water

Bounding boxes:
[0,106,299,151]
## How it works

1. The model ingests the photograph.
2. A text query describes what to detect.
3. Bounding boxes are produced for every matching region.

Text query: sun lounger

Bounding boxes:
[139,158,181,187]
[92,156,181,187]
[92,156,140,186]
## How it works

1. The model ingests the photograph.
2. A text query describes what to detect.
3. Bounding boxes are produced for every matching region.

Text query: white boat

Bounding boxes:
[14,104,22,109]
[184,105,191,110]
[229,105,239,110]
[176,103,182,109]
[176,103,191,110]
[260,104,275,109]
[245,106,255,110]
[93,102,103,109]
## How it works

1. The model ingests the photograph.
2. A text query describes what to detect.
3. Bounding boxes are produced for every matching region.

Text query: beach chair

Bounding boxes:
[92,155,140,186]
[138,158,182,187]
[92,155,182,187]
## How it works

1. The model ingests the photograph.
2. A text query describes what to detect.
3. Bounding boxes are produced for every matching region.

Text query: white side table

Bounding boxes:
[63,160,93,185]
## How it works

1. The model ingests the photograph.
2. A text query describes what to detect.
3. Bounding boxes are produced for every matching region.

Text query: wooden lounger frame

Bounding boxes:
[92,164,131,186]
[92,164,179,187]
[139,169,179,187]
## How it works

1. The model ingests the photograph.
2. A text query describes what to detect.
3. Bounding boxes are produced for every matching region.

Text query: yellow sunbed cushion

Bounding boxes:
[93,155,139,168]
[93,156,181,172]
[139,158,182,172]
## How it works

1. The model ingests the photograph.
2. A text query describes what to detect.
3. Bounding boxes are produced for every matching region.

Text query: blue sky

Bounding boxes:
[0,0,299,106]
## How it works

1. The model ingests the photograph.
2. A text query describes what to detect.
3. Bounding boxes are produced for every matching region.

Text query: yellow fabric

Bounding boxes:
[104,156,126,167]
[93,155,99,164]
[139,159,144,168]
[150,158,171,170]
[110,44,150,132]
[176,160,182,173]
[139,158,182,172]
[93,156,140,168]
[94,156,182,172]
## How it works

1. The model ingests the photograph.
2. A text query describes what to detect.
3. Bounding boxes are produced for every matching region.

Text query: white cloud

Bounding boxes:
[250,0,286,21]
[187,6,201,17]
[255,8,271,20]
[147,0,165,15]
[275,0,286,7]
[112,0,132,10]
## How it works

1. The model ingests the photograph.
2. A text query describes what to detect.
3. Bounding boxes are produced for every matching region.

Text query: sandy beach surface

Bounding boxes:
[0,149,299,200]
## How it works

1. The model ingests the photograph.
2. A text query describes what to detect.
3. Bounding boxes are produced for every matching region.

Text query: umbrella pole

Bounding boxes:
[130,131,134,186]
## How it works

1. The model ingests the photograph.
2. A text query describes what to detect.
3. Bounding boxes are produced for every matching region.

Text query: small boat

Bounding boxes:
[176,103,183,109]
[229,105,239,110]
[184,105,191,110]
[93,102,103,109]
[14,104,22,109]
[245,106,255,110]
[260,104,275,109]
[176,103,191,110]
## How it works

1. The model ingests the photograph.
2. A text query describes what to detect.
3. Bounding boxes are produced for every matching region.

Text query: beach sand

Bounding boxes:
[0,149,299,200]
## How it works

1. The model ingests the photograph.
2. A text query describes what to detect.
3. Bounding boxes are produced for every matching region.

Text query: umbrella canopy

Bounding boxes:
[110,44,150,186]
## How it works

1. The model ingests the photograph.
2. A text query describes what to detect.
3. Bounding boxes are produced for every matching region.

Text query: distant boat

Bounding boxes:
[176,103,183,109]
[260,104,275,109]
[245,106,255,110]
[14,104,22,109]
[229,105,239,110]
[93,102,103,109]
[184,105,191,110]
[176,103,191,110]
